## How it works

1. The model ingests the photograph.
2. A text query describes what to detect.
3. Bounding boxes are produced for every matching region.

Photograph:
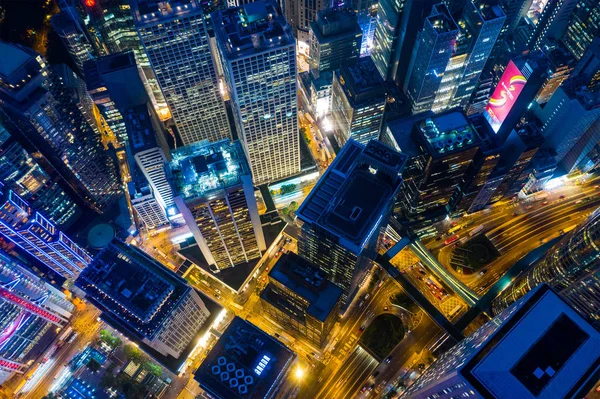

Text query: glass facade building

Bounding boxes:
[0,43,122,214]
[371,0,405,80]
[296,140,405,305]
[0,184,92,280]
[131,0,231,145]
[213,0,300,184]
[562,0,600,60]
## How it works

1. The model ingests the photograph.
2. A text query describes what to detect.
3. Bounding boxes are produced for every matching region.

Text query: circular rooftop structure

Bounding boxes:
[87,224,115,250]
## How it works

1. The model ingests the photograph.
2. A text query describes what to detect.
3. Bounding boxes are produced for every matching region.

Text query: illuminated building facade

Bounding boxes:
[260,252,343,346]
[75,239,210,359]
[403,285,600,399]
[309,8,362,78]
[131,0,231,145]
[404,4,458,114]
[525,0,579,51]
[331,57,388,145]
[0,123,81,228]
[0,252,74,383]
[51,8,101,73]
[0,184,92,280]
[214,0,300,184]
[562,0,600,60]
[285,0,331,45]
[297,140,405,304]
[533,42,575,105]
[172,140,266,271]
[0,43,122,214]
[371,0,405,80]
[353,0,378,56]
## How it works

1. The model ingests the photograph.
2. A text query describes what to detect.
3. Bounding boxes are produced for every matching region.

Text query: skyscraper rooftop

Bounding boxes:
[427,4,457,33]
[415,111,481,157]
[212,0,295,59]
[297,140,405,251]
[170,140,249,202]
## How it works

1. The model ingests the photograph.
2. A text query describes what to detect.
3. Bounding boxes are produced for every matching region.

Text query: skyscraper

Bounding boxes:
[308,8,362,78]
[330,57,388,145]
[533,41,575,105]
[524,0,579,51]
[562,0,600,60]
[171,140,266,271]
[371,0,406,81]
[402,285,600,399]
[51,7,101,73]
[405,1,505,113]
[404,4,458,114]
[75,239,211,359]
[213,0,300,184]
[0,123,81,228]
[0,184,92,280]
[352,0,378,56]
[296,140,405,304]
[0,251,74,383]
[284,0,331,45]
[493,207,600,328]
[131,0,231,145]
[535,83,600,174]
[0,43,122,214]
[260,252,342,347]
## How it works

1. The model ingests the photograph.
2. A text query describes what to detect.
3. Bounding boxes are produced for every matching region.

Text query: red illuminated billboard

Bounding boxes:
[484,61,527,133]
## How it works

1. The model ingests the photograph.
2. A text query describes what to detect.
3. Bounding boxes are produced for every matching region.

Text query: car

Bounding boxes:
[383,306,389,311]
[385,356,392,363]
[274,333,281,338]
[542,201,548,205]
[360,386,368,393]
[559,195,565,199]
[512,212,519,216]
[596,385,600,392]
[479,270,487,275]
[369,384,375,391]
[359,325,366,332]
[451,221,458,227]
[373,371,380,377]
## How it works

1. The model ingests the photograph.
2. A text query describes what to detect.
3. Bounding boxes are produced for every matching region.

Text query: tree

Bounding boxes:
[123,344,145,364]
[288,201,299,212]
[391,293,419,314]
[280,184,297,195]
[100,329,122,349]
[144,361,163,377]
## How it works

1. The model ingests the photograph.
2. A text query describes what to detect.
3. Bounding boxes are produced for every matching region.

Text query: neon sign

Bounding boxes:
[484,61,527,133]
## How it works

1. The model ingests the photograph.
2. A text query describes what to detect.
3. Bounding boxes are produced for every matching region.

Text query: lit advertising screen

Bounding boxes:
[484,61,528,133]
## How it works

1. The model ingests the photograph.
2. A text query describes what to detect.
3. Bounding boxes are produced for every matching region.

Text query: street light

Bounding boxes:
[295,366,305,380]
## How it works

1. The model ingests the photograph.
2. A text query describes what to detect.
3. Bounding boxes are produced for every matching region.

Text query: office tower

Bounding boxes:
[455,145,501,215]
[371,0,406,80]
[0,124,81,228]
[535,83,600,174]
[353,0,378,57]
[285,0,331,44]
[51,8,101,73]
[524,0,579,52]
[402,285,600,399]
[75,239,211,359]
[129,169,170,230]
[498,0,533,38]
[562,0,600,60]
[484,52,549,141]
[404,4,459,114]
[534,42,575,105]
[0,43,122,214]
[0,252,74,383]
[331,57,388,145]
[0,184,92,280]
[213,0,300,184]
[309,8,362,78]
[570,38,600,93]
[260,252,343,347]
[171,140,266,271]
[131,0,230,146]
[194,316,295,399]
[297,140,405,304]
[493,207,600,329]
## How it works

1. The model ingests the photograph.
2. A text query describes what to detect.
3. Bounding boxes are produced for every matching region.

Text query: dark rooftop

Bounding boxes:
[415,111,481,157]
[265,253,342,322]
[296,140,405,252]
[338,57,387,102]
[427,4,458,34]
[75,240,191,339]
[194,316,295,399]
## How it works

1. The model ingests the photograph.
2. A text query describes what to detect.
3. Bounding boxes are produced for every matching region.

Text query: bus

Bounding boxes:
[448,224,462,234]
[57,326,73,342]
[469,225,484,237]
[444,235,459,245]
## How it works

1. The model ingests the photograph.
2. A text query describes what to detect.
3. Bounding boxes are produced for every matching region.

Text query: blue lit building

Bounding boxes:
[296,140,405,304]
[75,239,211,359]
[0,184,91,280]
[371,0,405,80]
[0,123,81,228]
[171,140,266,271]
[0,42,122,214]
[194,316,296,399]
[0,251,74,383]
